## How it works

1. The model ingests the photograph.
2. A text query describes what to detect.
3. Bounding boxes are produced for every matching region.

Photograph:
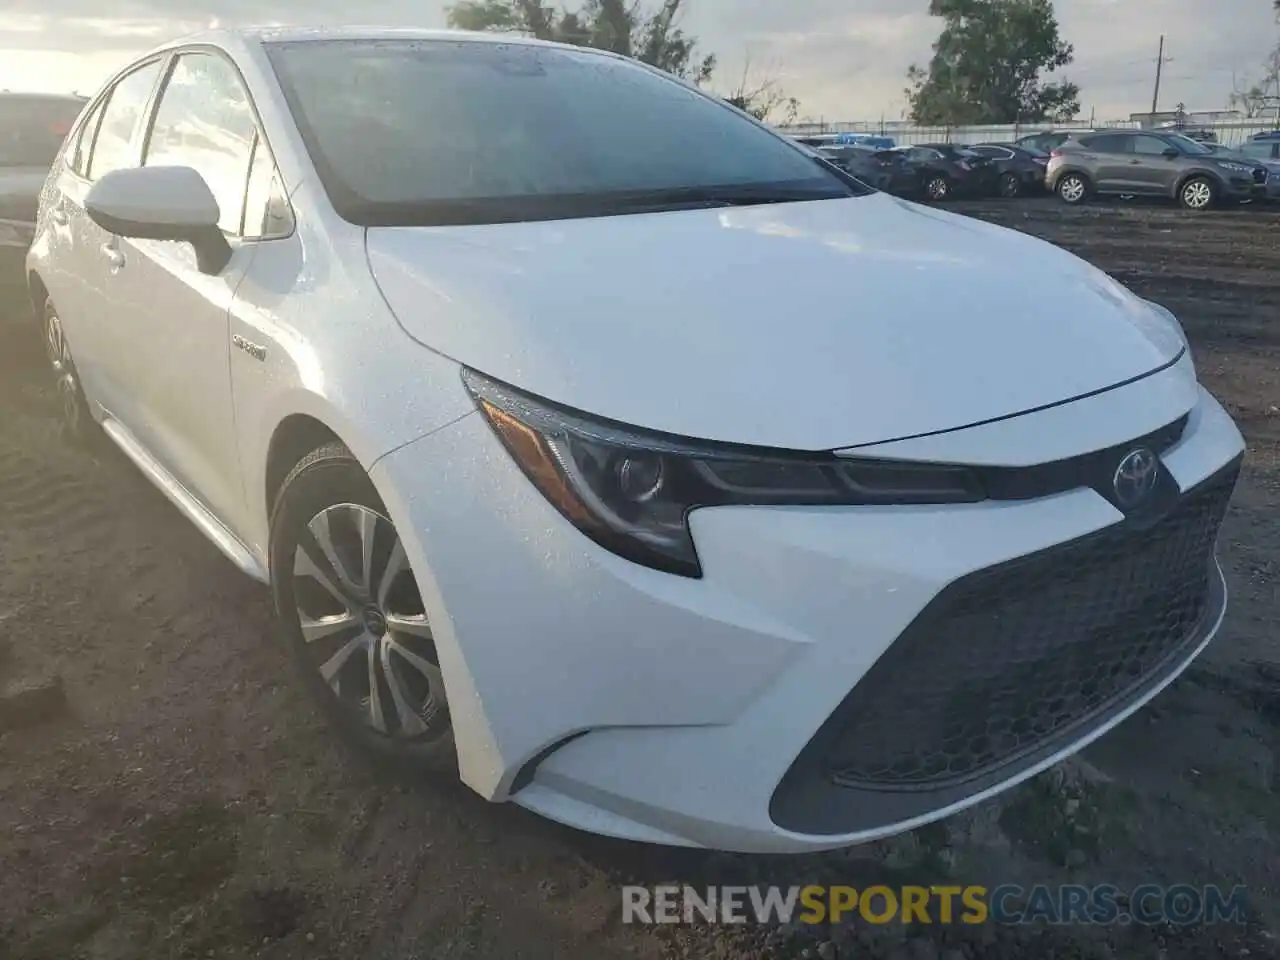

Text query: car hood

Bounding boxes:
[366,193,1184,449]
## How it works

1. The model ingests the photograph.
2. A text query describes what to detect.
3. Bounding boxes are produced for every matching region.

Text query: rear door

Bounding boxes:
[1077,133,1134,191]
[52,57,167,420]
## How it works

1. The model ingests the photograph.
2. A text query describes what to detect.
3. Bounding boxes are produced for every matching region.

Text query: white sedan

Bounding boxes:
[26,27,1244,853]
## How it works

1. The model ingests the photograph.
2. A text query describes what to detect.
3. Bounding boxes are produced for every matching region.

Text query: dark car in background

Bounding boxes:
[969,142,1050,198]
[1,92,86,312]
[1235,132,1280,199]
[893,143,999,200]
[816,144,917,195]
[1046,129,1268,210]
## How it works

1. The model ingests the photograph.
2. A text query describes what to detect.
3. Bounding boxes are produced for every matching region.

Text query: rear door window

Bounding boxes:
[1079,134,1131,153]
[70,98,106,176]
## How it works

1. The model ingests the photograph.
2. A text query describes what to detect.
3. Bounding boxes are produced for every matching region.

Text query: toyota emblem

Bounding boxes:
[1112,447,1159,508]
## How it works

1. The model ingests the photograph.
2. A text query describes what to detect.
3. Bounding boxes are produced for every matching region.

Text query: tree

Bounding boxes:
[1229,42,1280,118]
[905,0,1079,126]
[446,0,716,84]
[723,53,800,124]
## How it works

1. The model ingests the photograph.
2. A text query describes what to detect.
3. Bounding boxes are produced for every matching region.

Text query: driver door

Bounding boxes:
[1127,134,1181,194]
[106,50,264,532]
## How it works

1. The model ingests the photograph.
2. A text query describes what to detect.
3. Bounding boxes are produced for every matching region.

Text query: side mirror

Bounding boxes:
[1162,147,1180,159]
[85,165,232,275]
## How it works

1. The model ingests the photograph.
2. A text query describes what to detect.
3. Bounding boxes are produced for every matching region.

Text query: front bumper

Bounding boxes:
[372,374,1244,853]
[1222,176,1268,200]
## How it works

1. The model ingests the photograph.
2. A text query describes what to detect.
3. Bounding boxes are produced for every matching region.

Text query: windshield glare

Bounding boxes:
[265,39,862,226]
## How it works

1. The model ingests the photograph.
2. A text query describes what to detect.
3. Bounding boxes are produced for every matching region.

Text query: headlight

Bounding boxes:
[463,369,984,577]
[1217,161,1252,174]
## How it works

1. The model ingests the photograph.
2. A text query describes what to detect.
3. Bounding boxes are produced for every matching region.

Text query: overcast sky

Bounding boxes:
[1,1,1275,123]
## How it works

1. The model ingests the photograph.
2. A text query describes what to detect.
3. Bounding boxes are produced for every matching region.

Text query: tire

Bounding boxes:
[1056,172,1089,205]
[924,174,951,201]
[41,297,95,444]
[998,172,1022,199]
[1178,176,1216,211]
[269,442,457,773]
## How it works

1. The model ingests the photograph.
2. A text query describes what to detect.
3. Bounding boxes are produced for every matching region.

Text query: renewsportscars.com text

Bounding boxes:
[622,884,1249,927]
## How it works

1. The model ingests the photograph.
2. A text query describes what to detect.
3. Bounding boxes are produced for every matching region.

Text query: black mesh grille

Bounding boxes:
[823,461,1239,791]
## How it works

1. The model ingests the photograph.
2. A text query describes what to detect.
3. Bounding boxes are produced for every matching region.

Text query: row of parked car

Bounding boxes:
[796,129,1280,211]
[793,134,1050,202]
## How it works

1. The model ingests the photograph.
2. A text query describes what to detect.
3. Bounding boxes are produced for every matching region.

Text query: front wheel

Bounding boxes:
[998,172,1022,199]
[924,174,951,201]
[270,442,456,771]
[1056,173,1089,205]
[1179,177,1216,211]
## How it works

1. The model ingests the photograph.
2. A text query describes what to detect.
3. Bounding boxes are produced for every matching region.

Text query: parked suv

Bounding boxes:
[1,92,87,311]
[1235,133,1280,199]
[1046,130,1268,209]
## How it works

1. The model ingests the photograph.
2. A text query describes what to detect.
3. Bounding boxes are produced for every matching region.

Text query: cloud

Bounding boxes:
[1,0,1276,121]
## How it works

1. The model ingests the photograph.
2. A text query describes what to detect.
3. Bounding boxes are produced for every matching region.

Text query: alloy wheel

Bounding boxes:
[44,306,83,437]
[999,173,1021,199]
[926,176,949,201]
[1182,180,1213,210]
[291,502,448,741]
[1058,176,1086,203]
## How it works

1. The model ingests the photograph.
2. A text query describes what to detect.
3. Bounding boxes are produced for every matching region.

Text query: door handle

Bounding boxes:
[1129,160,1142,165]
[101,242,126,270]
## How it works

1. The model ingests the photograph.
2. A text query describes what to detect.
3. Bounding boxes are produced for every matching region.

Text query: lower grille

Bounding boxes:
[822,461,1239,791]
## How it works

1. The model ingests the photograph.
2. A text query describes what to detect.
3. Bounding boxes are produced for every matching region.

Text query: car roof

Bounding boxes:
[150,25,604,58]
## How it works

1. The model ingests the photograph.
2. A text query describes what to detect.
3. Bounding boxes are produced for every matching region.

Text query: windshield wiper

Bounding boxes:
[668,184,848,206]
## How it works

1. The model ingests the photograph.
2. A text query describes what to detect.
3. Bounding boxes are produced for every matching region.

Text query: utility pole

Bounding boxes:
[1150,35,1168,122]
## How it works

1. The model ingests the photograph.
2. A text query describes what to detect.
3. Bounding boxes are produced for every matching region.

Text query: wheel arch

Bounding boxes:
[1055,166,1093,187]
[264,413,349,525]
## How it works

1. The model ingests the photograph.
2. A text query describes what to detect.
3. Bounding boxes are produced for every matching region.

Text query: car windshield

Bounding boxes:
[265,39,864,226]
[1168,134,1213,155]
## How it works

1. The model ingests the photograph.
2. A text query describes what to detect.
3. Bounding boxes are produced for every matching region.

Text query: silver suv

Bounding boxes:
[1045,130,1268,210]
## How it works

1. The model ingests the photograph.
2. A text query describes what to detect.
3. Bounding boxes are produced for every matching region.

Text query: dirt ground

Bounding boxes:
[0,197,1277,960]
